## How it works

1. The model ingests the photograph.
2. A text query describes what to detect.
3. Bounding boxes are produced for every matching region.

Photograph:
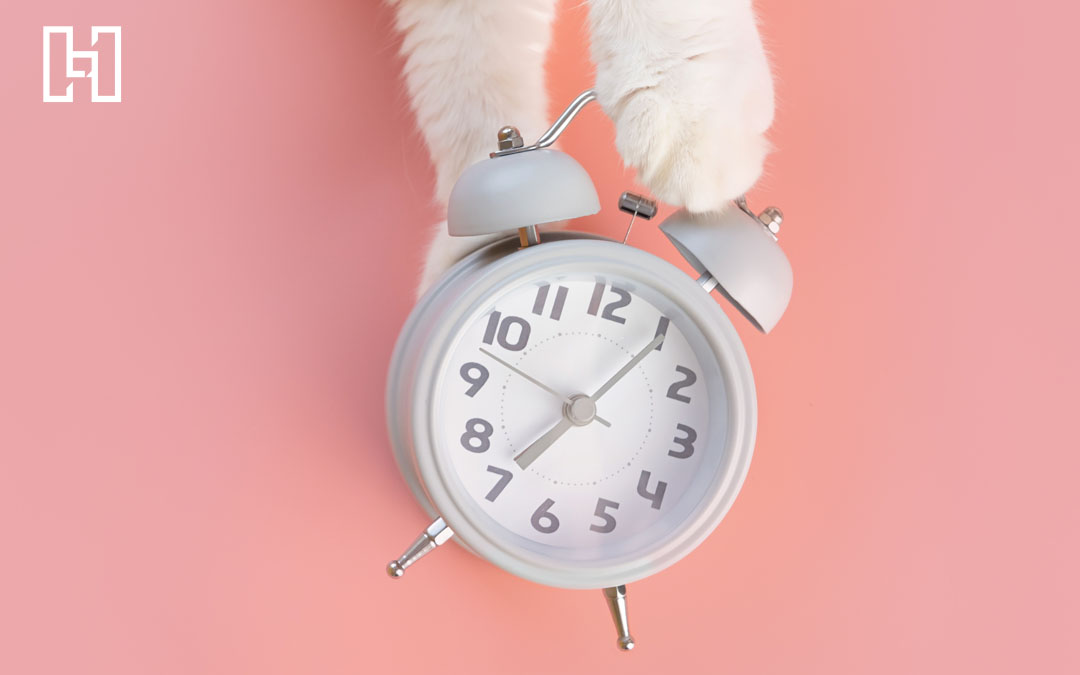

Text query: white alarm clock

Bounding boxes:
[385,91,792,650]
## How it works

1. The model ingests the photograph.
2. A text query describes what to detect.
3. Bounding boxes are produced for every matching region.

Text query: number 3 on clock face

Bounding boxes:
[437,272,728,557]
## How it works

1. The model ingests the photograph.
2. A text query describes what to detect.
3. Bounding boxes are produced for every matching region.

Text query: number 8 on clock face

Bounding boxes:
[384,91,792,649]
[387,236,759,590]
[443,273,718,551]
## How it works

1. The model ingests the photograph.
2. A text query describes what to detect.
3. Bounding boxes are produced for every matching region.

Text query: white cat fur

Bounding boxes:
[588,0,774,213]
[388,0,774,295]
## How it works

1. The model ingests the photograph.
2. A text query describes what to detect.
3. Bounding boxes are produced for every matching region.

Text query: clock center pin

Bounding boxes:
[564,394,597,426]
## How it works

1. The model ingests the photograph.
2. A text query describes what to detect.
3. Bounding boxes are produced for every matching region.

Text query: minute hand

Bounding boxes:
[590,333,665,401]
[512,333,666,471]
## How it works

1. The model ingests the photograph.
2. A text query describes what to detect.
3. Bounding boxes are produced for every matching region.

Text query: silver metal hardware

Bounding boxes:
[618,192,658,244]
[697,272,719,293]
[497,126,524,151]
[518,225,541,247]
[618,192,658,219]
[386,517,453,578]
[603,585,635,650]
[491,90,598,158]
[758,206,783,235]
[736,195,783,240]
[535,90,597,148]
[563,393,597,427]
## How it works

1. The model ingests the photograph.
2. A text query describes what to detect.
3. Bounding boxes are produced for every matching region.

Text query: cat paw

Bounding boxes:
[591,5,775,213]
[416,224,503,298]
[417,222,569,297]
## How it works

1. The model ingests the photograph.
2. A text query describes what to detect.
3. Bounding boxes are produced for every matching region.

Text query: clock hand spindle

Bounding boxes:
[513,333,665,470]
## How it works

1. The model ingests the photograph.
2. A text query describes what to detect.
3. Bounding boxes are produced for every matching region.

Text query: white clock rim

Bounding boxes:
[397,235,757,590]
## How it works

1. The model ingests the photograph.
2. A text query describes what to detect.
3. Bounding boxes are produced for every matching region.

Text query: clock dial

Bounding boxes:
[437,273,729,561]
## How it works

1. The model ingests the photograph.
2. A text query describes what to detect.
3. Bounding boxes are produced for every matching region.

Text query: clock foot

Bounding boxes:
[386,517,453,578]
[602,585,636,651]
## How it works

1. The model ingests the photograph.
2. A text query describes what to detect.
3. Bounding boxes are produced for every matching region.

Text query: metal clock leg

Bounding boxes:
[386,517,454,578]
[602,585,636,650]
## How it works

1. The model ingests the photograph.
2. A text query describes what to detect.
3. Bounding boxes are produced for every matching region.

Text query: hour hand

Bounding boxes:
[514,417,573,470]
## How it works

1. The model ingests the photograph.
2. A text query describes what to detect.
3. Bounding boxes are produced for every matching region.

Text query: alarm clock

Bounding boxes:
[385,90,792,650]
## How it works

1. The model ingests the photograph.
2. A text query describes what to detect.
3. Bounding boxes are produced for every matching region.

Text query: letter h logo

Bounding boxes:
[43,26,122,103]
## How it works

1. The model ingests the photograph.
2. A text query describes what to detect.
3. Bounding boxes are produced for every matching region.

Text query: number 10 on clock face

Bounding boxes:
[437,273,730,562]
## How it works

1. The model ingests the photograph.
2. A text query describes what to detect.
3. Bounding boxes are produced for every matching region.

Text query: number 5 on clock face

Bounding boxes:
[383,100,778,621]
[438,273,723,553]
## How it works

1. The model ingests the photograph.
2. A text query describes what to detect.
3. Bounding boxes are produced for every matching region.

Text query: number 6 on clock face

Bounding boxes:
[383,99,787,641]
[439,271,727,555]
[387,235,758,591]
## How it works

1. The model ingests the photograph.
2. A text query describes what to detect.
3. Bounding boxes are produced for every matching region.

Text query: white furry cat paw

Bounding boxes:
[417,222,568,298]
[416,223,502,298]
[588,0,775,213]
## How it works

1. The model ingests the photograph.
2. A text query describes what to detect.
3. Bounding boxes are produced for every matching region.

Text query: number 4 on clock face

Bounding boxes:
[441,274,720,556]
[383,195,766,622]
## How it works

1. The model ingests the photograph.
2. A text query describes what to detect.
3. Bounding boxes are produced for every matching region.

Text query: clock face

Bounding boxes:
[436,270,730,565]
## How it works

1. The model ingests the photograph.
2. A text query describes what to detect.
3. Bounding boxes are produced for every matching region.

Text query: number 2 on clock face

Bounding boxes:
[441,274,718,549]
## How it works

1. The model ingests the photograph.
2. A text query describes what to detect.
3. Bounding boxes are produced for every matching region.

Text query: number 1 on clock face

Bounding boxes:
[441,274,718,549]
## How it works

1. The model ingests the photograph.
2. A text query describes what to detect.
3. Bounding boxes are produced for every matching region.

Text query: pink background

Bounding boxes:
[1,1,1077,672]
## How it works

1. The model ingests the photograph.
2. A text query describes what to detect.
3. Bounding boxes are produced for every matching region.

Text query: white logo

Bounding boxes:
[43,26,122,103]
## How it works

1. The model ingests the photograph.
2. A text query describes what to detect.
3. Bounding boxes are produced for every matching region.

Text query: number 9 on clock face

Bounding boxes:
[437,271,732,562]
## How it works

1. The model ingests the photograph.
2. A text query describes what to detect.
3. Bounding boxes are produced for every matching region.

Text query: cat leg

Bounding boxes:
[416,221,498,297]
[388,0,558,295]
[586,0,775,213]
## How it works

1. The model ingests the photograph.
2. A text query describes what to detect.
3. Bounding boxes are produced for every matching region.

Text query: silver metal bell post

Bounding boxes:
[386,517,453,578]
[494,125,542,246]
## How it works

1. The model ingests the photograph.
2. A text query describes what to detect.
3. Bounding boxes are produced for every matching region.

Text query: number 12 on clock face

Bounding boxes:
[441,274,719,551]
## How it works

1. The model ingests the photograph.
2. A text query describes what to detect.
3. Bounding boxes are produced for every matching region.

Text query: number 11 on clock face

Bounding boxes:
[439,274,722,552]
